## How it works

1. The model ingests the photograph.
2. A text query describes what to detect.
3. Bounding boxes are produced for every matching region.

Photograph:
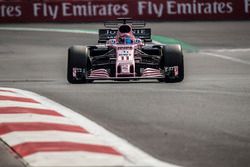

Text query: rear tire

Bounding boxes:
[67,46,90,84]
[160,45,184,83]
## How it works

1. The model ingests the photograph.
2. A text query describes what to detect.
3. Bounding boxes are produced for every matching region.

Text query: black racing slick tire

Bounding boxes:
[67,45,90,84]
[160,45,184,83]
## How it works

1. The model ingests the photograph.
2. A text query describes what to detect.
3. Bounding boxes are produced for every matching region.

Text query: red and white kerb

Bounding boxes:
[0,88,130,166]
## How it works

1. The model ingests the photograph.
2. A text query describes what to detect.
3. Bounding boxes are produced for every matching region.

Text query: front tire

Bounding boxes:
[67,45,90,84]
[160,45,184,83]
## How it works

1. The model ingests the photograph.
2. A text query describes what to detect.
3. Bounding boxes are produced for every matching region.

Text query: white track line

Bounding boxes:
[210,48,250,52]
[0,27,98,34]
[200,52,250,65]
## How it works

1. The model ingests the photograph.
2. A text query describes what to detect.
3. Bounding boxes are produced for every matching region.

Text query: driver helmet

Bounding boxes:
[118,33,133,44]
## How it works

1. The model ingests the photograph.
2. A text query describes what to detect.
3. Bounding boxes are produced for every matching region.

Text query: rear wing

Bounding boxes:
[104,19,146,28]
[98,28,152,43]
[104,18,146,28]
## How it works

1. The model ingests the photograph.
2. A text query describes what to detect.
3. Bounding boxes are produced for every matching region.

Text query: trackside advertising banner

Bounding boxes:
[0,0,250,22]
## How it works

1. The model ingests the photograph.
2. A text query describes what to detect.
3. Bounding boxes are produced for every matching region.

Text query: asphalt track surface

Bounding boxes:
[0,21,250,167]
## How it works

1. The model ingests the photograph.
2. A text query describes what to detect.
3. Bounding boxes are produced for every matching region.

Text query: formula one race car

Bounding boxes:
[67,18,184,83]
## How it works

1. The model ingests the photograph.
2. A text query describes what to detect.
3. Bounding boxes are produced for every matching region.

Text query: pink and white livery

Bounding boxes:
[67,18,184,83]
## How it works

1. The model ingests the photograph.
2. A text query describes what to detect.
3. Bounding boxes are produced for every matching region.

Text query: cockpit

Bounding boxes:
[118,35,133,44]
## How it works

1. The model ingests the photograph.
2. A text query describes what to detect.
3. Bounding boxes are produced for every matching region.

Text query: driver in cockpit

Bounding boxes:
[118,33,134,44]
